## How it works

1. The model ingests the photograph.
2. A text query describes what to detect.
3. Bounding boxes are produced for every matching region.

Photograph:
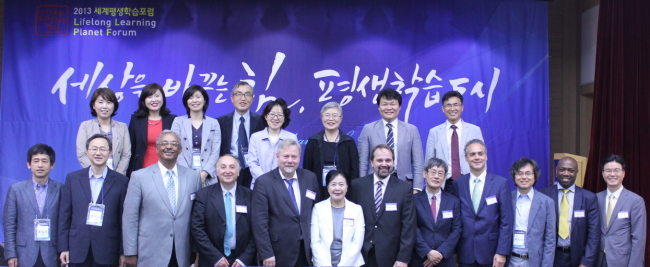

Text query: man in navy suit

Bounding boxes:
[251,139,320,267]
[411,157,461,267]
[58,134,129,267]
[539,157,600,267]
[216,81,264,188]
[191,155,256,266]
[453,139,513,267]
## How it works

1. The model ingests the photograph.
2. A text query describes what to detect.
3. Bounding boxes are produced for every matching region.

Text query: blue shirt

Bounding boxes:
[88,167,108,203]
[32,179,49,214]
[513,190,533,254]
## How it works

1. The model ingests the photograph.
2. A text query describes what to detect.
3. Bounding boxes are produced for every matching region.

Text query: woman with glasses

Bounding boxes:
[76,88,131,175]
[127,83,177,177]
[171,85,221,186]
[304,101,359,196]
[248,98,297,188]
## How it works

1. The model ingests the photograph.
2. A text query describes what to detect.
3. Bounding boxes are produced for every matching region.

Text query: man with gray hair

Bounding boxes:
[251,139,320,267]
[122,130,201,267]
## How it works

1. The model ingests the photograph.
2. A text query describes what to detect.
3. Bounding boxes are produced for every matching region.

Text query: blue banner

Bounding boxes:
[1,0,549,239]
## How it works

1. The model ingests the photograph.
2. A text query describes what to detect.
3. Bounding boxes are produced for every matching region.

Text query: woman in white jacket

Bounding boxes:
[311,170,365,267]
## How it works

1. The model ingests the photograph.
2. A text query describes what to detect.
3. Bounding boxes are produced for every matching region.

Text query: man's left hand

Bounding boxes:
[493,254,506,267]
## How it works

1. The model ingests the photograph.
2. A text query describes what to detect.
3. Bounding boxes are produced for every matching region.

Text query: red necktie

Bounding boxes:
[431,195,437,223]
[451,125,461,179]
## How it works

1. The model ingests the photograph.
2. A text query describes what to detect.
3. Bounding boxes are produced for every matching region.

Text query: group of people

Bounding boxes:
[2,82,646,267]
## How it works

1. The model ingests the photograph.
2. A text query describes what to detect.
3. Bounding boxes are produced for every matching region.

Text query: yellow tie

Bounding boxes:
[606,194,616,227]
[559,189,570,239]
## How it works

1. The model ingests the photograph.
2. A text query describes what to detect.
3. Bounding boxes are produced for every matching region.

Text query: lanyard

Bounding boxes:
[91,178,105,205]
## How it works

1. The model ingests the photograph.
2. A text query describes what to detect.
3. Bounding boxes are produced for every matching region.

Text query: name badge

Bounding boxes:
[107,156,114,170]
[513,230,526,248]
[618,211,629,219]
[574,210,585,218]
[190,192,196,201]
[305,189,316,200]
[86,203,105,226]
[486,195,498,205]
[236,205,248,213]
[322,165,337,187]
[386,203,398,211]
[442,210,453,219]
[34,219,51,241]
[192,149,202,171]
[343,218,354,227]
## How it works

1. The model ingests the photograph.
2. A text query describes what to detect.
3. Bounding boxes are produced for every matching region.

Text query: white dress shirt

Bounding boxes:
[281,169,301,211]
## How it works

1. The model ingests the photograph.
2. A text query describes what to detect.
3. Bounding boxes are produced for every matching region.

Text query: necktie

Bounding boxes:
[237,117,248,168]
[471,178,482,212]
[374,181,384,216]
[166,170,176,214]
[386,124,394,151]
[451,125,461,179]
[559,189,570,239]
[285,179,300,214]
[606,194,616,227]
[431,195,437,223]
[224,192,233,256]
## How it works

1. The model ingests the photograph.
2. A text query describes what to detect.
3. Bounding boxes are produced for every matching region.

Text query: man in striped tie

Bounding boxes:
[350,144,416,267]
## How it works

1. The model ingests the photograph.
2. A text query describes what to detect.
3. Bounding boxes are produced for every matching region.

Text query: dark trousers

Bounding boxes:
[553,249,572,267]
[168,241,179,267]
[294,240,309,267]
[34,249,46,267]
[459,263,492,267]
[69,245,117,267]
[600,253,608,267]
[363,246,378,267]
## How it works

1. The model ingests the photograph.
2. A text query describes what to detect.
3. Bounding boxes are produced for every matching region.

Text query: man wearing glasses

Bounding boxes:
[426,90,483,195]
[217,81,264,188]
[122,130,202,267]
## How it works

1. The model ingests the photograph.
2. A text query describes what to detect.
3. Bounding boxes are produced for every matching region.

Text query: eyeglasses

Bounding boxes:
[444,103,462,109]
[322,113,341,119]
[516,172,534,177]
[267,112,284,119]
[603,168,623,174]
[426,170,446,177]
[88,147,109,153]
[157,142,180,147]
[232,92,253,98]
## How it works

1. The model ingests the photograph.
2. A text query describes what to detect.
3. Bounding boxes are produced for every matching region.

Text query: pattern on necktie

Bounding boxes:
[166,170,176,214]
[451,125,461,179]
[386,124,394,151]
[375,181,384,216]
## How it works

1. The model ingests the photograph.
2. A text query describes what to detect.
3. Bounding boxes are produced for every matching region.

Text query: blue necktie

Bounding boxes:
[285,179,300,214]
[238,117,248,168]
[224,192,233,256]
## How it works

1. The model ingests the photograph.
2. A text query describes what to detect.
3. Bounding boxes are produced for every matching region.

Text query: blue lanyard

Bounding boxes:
[91,178,105,204]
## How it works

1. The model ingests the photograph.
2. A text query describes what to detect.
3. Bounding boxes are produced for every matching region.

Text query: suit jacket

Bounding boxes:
[453,172,513,265]
[171,115,221,180]
[76,119,131,175]
[122,163,201,267]
[540,185,600,267]
[3,179,62,267]
[303,130,360,196]
[251,168,320,266]
[127,113,176,177]
[216,111,264,188]
[57,168,128,265]
[510,189,556,267]
[596,188,646,267]
[191,183,256,267]
[425,120,483,177]
[310,198,365,267]
[349,173,416,267]
[358,119,424,189]
[411,190,461,267]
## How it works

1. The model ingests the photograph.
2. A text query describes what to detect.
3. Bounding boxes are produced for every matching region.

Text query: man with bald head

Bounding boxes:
[539,157,600,267]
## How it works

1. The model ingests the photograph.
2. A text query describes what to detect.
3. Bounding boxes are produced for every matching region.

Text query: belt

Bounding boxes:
[511,252,528,259]
[557,246,571,252]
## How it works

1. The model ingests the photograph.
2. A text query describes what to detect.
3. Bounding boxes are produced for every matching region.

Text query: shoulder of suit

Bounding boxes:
[398,119,418,129]
[114,120,128,127]
[463,121,481,129]
[216,111,234,121]
[106,169,129,182]
[575,186,597,198]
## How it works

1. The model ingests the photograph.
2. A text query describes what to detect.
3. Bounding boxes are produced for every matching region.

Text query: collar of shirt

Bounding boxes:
[517,188,534,201]
[157,161,179,178]
[88,166,109,179]
[32,178,49,190]
[93,117,116,127]
[234,110,251,123]
[606,185,624,199]
[471,170,487,184]
[556,182,576,193]
[373,173,391,186]
[426,188,442,201]
[279,168,298,180]
[445,119,464,131]
[221,183,238,198]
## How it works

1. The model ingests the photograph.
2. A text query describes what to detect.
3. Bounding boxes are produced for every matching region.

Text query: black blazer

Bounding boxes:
[127,113,176,177]
[216,111,264,187]
[349,173,416,267]
[303,130,360,196]
[191,183,256,266]
[57,168,128,265]
[251,168,321,266]
[411,190,461,267]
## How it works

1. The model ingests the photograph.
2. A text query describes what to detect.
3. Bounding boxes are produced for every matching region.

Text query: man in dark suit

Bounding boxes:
[191,155,256,266]
[411,157,461,267]
[453,139,513,267]
[58,134,129,267]
[217,81,264,188]
[251,139,320,267]
[3,144,62,267]
[350,144,415,267]
[539,157,600,267]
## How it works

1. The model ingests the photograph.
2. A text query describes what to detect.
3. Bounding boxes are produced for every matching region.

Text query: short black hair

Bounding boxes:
[442,90,463,104]
[510,157,541,186]
[325,170,348,185]
[182,85,210,116]
[262,98,292,129]
[134,83,171,118]
[601,154,626,171]
[424,157,448,174]
[376,88,402,107]
[26,144,56,164]
[90,88,119,117]
[85,134,113,152]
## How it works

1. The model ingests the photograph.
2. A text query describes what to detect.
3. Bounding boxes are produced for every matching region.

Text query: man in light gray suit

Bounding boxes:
[122,130,202,267]
[596,155,646,267]
[426,91,483,194]
[509,157,556,267]
[3,144,62,267]
[358,88,424,193]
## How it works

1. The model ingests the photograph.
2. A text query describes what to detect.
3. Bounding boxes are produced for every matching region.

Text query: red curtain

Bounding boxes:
[584,0,650,264]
